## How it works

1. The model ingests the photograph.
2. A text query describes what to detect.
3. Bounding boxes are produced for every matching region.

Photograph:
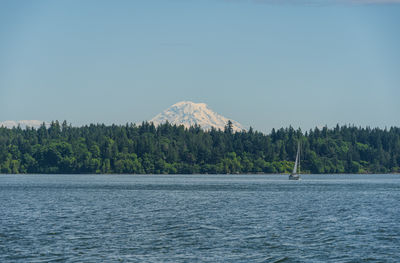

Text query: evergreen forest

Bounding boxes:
[1,121,399,174]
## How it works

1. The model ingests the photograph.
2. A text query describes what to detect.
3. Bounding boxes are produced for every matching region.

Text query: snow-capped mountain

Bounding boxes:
[150,101,245,132]
[0,120,48,129]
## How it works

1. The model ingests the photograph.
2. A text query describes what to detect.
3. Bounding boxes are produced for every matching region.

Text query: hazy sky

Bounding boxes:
[1,0,399,133]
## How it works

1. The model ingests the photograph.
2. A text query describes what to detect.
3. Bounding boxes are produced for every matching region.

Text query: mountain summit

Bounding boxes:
[150,101,244,132]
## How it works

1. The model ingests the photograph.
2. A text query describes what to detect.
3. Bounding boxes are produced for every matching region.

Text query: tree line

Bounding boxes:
[0,120,399,174]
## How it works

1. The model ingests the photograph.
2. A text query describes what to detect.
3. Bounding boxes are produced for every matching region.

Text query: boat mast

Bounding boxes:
[292,143,299,175]
[298,141,300,174]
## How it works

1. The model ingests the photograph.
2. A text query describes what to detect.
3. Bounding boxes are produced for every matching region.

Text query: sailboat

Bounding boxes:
[289,142,301,180]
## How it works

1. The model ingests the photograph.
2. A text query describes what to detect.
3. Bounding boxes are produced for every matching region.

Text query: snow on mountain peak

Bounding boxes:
[0,120,49,129]
[150,101,244,132]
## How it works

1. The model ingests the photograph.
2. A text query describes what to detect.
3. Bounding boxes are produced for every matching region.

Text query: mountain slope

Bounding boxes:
[150,101,244,132]
[0,120,48,129]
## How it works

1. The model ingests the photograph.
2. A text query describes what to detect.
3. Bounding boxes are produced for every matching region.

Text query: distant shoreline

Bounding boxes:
[2,173,399,175]
[1,122,399,174]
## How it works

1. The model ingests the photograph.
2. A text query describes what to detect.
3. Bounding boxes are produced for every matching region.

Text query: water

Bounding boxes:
[1,174,399,262]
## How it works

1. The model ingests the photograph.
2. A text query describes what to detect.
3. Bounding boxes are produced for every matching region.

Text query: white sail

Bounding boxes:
[289,142,301,180]
[292,142,300,175]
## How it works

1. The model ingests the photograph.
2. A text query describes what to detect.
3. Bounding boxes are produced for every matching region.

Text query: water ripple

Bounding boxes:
[1,174,400,262]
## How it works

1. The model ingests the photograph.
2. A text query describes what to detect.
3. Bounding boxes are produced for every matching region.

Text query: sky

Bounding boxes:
[1,0,399,133]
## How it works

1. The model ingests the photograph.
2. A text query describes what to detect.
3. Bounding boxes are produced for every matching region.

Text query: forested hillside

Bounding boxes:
[0,121,399,174]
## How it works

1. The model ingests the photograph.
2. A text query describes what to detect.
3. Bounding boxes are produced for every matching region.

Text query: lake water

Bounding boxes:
[1,174,399,262]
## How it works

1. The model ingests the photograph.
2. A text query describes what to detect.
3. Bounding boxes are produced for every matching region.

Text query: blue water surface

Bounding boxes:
[0,174,399,262]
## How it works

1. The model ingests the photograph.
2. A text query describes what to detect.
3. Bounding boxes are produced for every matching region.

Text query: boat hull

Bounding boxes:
[289,174,300,180]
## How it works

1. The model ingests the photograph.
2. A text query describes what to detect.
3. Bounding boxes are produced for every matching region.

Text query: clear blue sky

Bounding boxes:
[1,0,399,133]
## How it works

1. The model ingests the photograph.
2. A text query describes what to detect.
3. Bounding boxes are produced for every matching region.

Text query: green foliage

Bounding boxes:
[0,122,399,174]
